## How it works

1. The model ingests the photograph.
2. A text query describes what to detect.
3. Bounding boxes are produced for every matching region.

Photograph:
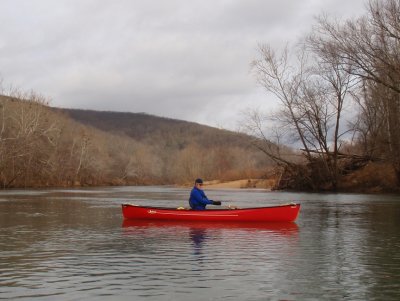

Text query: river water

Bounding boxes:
[0,186,399,300]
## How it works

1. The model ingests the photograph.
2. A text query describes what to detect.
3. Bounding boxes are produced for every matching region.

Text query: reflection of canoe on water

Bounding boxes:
[121,203,300,223]
[122,219,299,232]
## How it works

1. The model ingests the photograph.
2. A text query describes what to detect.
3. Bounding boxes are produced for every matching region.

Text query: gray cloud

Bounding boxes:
[0,0,366,129]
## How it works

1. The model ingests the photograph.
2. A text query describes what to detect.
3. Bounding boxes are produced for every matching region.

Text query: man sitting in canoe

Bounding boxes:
[189,178,221,210]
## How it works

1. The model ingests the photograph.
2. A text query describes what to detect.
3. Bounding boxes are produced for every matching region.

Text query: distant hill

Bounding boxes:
[55,108,258,149]
[0,94,275,188]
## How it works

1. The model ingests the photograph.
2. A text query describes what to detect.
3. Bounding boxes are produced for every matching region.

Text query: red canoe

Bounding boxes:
[121,203,300,222]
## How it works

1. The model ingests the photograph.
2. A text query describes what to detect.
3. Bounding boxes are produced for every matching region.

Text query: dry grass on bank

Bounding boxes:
[339,162,398,193]
[203,179,275,189]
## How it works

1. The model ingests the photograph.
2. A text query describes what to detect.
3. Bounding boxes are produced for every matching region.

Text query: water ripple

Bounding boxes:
[1,188,400,300]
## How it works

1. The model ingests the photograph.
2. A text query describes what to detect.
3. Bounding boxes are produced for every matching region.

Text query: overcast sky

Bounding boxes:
[1,0,367,129]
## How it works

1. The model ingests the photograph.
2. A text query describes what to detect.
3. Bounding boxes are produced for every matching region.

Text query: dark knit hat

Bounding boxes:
[195,178,203,184]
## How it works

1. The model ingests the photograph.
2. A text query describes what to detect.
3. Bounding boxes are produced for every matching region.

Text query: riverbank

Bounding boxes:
[203,179,275,189]
[338,161,399,193]
[201,162,400,193]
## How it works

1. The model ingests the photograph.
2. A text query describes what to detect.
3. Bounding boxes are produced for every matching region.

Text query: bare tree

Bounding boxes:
[0,92,59,187]
[251,37,356,190]
[314,0,400,184]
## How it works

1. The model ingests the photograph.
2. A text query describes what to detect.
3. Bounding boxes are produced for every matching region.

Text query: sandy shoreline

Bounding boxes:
[202,179,275,189]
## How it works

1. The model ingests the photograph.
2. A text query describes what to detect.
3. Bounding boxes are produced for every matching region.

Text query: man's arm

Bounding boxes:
[192,190,214,206]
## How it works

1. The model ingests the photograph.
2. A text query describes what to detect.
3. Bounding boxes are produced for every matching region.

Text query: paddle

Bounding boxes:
[213,201,239,209]
[227,204,239,209]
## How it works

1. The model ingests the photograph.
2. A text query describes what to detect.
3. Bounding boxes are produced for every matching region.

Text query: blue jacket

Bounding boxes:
[189,186,213,210]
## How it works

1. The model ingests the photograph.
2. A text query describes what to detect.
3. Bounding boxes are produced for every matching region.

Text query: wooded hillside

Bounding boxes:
[57,108,253,149]
[0,94,273,188]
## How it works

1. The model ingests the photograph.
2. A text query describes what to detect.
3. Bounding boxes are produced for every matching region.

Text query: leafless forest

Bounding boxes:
[248,0,400,192]
[0,93,273,188]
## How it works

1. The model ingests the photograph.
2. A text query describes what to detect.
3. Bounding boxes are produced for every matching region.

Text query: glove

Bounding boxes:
[212,201,222,206]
